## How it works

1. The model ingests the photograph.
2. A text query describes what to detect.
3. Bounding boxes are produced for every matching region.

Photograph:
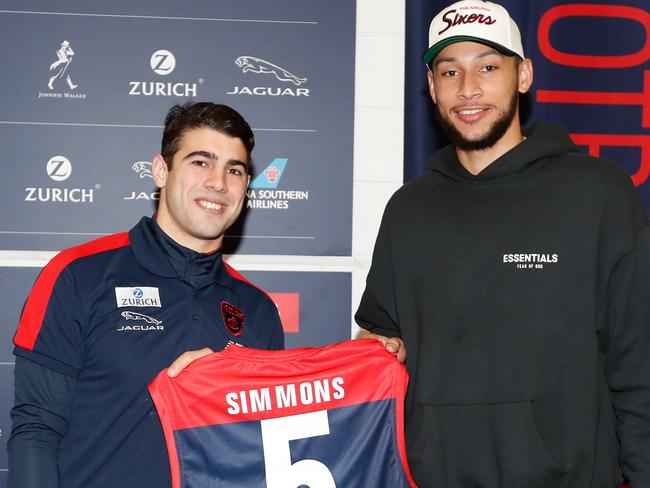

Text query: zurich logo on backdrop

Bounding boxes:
[129,49,203,97]
[46,155,72,181]
[38,39,87,100]
[228,55,310,97]
[246,158,309,210]
[25,155,97,203]
[124,161,159,201]
[150,50,176,75]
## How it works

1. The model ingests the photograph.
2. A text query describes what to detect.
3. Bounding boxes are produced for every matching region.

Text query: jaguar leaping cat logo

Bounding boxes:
[235,56,307,86]
[132,161,153,178]
[121,311,162,325]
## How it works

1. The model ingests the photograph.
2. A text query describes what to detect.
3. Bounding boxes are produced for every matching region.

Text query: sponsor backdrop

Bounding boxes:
[405,0,650,214]
[0,0,355,482]
[0,0,354,255]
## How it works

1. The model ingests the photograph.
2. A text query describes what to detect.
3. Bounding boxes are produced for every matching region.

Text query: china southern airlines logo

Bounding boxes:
[246,159,309,210]
[235,56,307,86]
[48,40,78,90]
[249,158,288,189]
[132,161,153,178]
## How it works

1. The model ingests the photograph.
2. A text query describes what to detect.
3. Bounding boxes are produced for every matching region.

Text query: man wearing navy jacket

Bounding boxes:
[9,102,284,488]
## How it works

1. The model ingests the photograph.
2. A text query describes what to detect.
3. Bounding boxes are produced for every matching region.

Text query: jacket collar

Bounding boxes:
[129,216,238,290]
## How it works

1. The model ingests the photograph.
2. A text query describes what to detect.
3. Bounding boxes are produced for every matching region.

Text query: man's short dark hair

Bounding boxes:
[161,102,255,168]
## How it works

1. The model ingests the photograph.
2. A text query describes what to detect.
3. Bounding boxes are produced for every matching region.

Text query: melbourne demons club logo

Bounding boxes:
[221,301,244,336]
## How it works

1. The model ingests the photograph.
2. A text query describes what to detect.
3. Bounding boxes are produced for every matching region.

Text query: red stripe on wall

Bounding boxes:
[13,232,130,350]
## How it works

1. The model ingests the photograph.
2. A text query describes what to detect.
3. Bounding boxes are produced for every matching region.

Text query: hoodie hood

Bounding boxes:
[428,123,580,184]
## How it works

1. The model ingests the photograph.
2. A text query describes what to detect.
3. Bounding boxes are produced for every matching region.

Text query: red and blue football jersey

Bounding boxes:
[149,339,417,487]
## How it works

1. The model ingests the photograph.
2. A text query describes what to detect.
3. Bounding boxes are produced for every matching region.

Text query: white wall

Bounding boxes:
[351,0,405,335]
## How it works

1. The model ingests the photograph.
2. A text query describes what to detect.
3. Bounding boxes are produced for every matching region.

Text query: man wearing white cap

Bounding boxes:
[356,1,650,486]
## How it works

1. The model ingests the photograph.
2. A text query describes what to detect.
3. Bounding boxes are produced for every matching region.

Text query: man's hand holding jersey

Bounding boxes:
[167,348,214,378]
[357,330,406,363]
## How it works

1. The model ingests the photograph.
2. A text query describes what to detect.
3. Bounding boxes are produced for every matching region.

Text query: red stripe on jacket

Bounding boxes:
[14,232,130,351]
[223,262,271,299]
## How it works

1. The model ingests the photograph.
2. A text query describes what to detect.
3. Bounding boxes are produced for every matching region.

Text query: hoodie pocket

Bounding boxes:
[408,402,567,488]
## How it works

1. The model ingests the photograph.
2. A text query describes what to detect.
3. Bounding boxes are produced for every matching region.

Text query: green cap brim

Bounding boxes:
[422,36,518,67]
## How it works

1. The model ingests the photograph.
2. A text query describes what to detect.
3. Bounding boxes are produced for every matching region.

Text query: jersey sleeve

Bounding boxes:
[355,203,402,338]
[13,259,85,378]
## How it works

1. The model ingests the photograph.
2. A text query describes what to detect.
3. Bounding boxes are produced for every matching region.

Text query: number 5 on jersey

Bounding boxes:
[262,410,336,488]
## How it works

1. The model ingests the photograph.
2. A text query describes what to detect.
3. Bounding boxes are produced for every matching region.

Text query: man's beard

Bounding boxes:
[435,87,519,152]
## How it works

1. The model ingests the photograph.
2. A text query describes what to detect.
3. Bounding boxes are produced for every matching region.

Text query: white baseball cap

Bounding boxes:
[422,0,524,67]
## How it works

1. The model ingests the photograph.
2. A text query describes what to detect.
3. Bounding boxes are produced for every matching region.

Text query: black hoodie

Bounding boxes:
[356,124,650,487]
